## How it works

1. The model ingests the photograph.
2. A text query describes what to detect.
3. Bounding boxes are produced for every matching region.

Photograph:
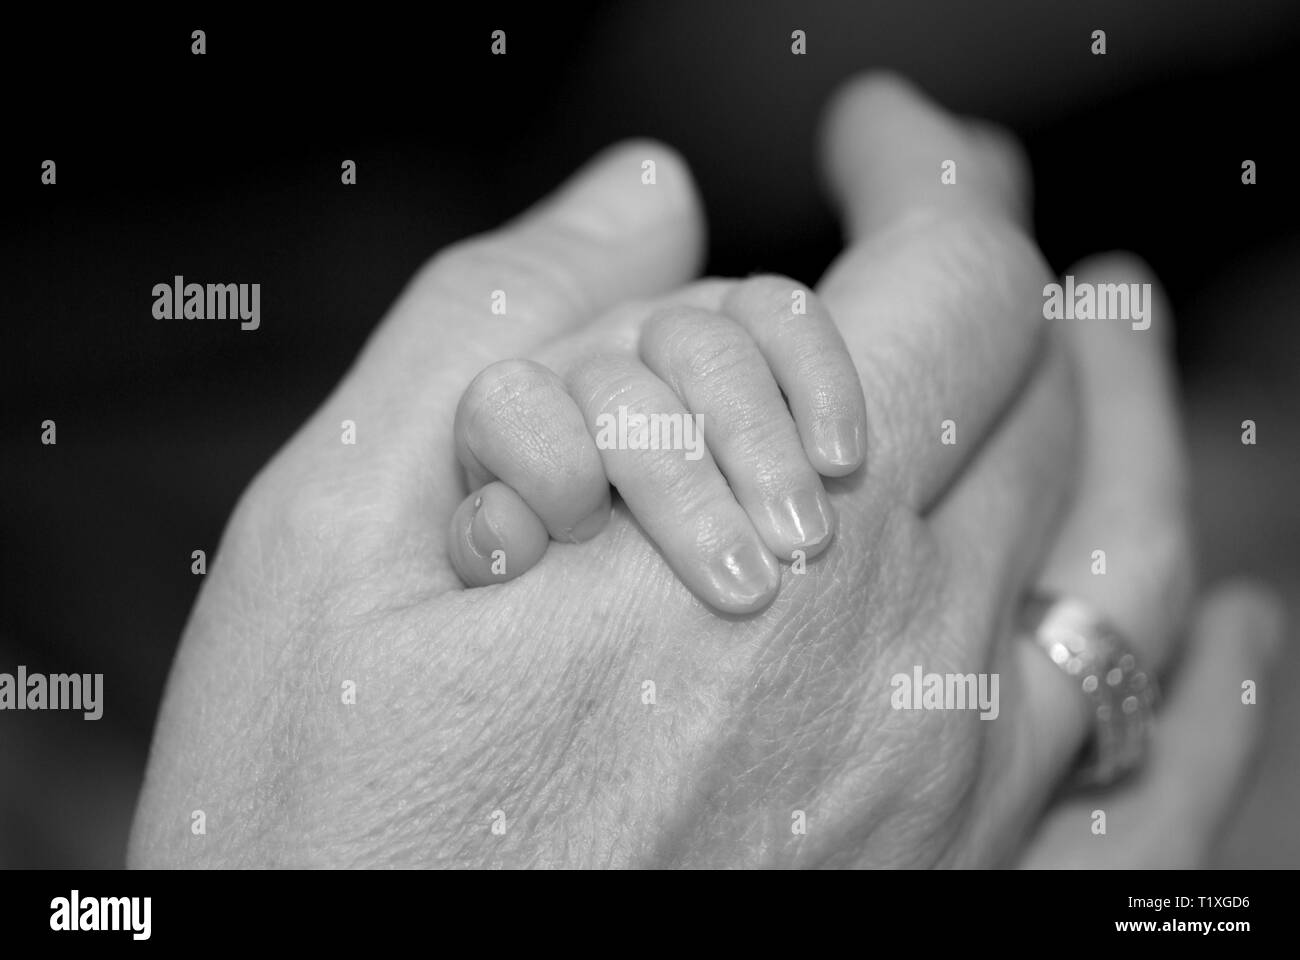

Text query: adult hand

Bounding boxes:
[129,74,1278,868]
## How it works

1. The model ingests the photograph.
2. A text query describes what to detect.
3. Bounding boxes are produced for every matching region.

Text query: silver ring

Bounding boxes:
[1023,592,1159,788]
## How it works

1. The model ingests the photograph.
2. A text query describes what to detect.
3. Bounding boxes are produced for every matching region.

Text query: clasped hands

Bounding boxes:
[129,74,1282,869]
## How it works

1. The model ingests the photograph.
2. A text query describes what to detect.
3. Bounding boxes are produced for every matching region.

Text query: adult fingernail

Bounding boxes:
[814,419,863,469]
[705,540,780,611]
[772,489,834,552]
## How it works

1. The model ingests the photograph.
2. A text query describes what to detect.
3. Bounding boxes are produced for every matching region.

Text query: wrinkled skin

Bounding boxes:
[131,453,1041,868]
[128,76,1280,869]
[130,213,1063,869]
[159,476,983,868]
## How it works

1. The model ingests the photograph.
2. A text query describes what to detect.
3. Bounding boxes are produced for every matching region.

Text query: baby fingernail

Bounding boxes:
[815,418,863,468]
[774,489,833,550]
[567,496,611,542]
[469,496,503,561]
[706,540,780,611]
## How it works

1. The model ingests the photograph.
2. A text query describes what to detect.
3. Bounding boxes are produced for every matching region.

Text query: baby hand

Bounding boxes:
[447,275,867,614]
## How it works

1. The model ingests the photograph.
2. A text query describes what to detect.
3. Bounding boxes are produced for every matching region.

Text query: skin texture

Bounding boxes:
[450,278,864,612]
[128,75,1283,869]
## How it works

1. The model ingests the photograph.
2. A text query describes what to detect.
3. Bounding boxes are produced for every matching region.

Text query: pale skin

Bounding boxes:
[129,74,1283,868]
[447,276,868,614]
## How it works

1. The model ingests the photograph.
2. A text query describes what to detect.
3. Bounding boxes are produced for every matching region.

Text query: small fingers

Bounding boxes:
[455,358,611,542]
[565,352,781,614]
[639,303,837,561]
[329,140,704,530]
[722,275,868,477]
[448,481,549,587]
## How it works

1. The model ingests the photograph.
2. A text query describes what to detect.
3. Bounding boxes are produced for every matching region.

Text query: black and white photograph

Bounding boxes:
[2,0,1297,934]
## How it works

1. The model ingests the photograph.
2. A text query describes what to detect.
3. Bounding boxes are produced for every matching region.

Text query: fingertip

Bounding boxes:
[1199,579,1287,667]
[529,138,705,269]
[697,539,783,615]
[819,71,938,217]
[809,418,866,476]
[821,71,931,158]
[448,482,548,588]
[1065,250,1173,344]
[819,70,1032,239]
[963,117,1033,227]
[564,491,611,543]
[764,487,837,562]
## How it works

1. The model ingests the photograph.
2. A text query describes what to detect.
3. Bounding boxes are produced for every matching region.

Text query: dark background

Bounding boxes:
[3,1,1298,867]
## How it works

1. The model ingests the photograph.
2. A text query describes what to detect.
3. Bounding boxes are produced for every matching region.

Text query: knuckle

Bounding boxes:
[423,239,495,292]
[644,306,759,384]
[722,415,799,475]
[568,355,654,415]
[734,272,800,304]
[947,213,1045,289]
[684,329,756,385]
[788,335,842,387]
[727,273,820,335]
[922,213,1052,348]
[658,461,733,520]
[464,358,556,428]
[643,303,710,344]
[245,469,371,567]
[662,312,758,384]
[640,304,691,348]
[962,119,1030,203]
